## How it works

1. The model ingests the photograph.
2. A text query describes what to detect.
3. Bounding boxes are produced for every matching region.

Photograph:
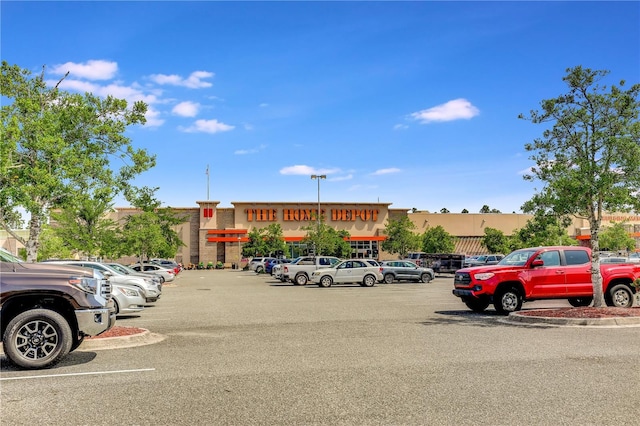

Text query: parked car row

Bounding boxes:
[251,256,435,288]
[42,260,174,316]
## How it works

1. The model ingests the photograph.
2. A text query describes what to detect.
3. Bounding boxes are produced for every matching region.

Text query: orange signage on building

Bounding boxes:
[245,208,380,222]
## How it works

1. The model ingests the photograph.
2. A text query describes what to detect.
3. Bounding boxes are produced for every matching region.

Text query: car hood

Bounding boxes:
[7,262,95,277]
[456,264,526,274]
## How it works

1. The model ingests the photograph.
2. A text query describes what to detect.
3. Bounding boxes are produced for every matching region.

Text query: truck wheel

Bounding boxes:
[383,274,395,284]
[420,273,432,283]
[494,287,522,315]
[568,297,593,307]
[608,284,633,308]
[256,266,264,273]
[362,275,376,287]
[462,297,490,312]
[295,274,308,286]
[3,309,73,369]
[113,298,121,315]
[318,276,333,288]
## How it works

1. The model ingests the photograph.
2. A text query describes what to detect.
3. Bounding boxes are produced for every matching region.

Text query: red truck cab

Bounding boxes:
[452,246,640,314]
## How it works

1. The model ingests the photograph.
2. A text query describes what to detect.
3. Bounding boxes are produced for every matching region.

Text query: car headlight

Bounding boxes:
[117,286,140,297]
[474,273,495,281]
[69,277,99,294]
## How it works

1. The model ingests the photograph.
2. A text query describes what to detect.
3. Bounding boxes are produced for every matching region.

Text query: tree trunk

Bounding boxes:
[590,225,605,308]
[26,213,43,263]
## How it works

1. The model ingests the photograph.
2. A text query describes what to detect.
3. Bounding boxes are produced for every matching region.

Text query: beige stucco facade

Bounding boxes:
[2,203,639,263]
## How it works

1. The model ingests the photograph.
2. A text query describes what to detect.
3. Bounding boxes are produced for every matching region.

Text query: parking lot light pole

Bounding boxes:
[238,236,242,269]
[310,174,326,256]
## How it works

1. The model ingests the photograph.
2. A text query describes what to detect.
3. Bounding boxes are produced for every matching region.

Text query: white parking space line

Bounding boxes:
[0,368,155,381]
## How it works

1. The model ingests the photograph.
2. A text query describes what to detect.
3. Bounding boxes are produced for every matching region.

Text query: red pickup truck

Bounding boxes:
[452,246,640,314]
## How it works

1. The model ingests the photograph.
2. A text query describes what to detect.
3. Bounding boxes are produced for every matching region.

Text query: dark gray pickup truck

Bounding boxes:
[1,248,115,369]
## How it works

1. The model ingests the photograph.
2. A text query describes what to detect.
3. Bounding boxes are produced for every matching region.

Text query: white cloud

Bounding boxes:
[234,144,266,155]
[179,119,234,133]
[149,71,214,88]
[172,101,200,117]
[371,168,401,176]
[50,60,118,80]
[393,124,409,130]
[144,107,164,127]
[329,174,353,182]
[411,98,479,123]
[259,103,269,107]
[279,165,340,176]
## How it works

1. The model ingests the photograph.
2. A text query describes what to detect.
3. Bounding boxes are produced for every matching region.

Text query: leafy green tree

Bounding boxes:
[243,228,269,257]
[50,193,119,259]
[481,227,510,254]
[0,62,155,262]
[381,216,420,258]
[121,187,187,262]
[37,225,74,261]
[519,66,640,307]
[422,225,456,253]
[461,209,469,214]
[479,205,502,213]
[509,212,576,251]
[301,221,351,258]
[440,208,450,213]
[598,222,636,252]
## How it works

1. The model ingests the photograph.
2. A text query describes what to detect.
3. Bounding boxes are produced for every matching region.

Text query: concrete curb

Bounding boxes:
[80,329,166,351]
[505,312,640,328]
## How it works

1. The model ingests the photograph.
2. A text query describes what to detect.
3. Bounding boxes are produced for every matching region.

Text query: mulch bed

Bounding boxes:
[519,306,640,318]
[87,326,147,339]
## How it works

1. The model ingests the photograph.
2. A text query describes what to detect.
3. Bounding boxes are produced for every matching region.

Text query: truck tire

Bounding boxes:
[608,284,633,308]
[462,297,490,313]
[568,297,592,307]
[294,273,308,286]
[318,275,333,288]
[383,274,395,284]
[362,274,376,287]
[256,266,264,273]
[3,309,73,369]
[494,287,522,315]
[420,273,432,283]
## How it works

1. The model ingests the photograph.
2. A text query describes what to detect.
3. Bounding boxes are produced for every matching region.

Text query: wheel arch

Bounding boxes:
[1,294,79,343]
[493,281,526,301]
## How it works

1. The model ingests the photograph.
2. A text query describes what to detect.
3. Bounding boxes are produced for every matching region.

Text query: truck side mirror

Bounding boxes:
[531,259,544,267]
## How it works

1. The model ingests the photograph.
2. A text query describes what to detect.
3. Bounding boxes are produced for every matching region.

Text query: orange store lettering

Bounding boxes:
[244,208,380,222]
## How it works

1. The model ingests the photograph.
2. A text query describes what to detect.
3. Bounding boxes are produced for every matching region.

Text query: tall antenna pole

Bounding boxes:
[206,164,210,200]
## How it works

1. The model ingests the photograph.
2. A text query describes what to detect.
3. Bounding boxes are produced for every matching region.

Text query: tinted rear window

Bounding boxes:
[565,250,590,265]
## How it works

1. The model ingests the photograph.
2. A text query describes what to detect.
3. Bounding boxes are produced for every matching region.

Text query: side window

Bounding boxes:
[319,258,329,266]
[330,258,340,266]
[539,251,560,267]
[565,250,590,266]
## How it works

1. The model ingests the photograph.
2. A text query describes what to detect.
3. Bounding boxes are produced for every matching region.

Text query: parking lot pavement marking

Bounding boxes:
[0,368,155,381]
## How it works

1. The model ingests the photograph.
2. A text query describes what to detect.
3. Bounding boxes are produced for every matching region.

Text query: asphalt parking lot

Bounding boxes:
[2,270,639,425]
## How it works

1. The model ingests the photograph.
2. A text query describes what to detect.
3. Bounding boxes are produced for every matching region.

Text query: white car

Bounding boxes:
[128,263,176,282]
[310,259,383,288]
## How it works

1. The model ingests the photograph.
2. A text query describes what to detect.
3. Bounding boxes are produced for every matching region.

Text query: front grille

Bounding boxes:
[101,279,112,300]
[454,272,471,285]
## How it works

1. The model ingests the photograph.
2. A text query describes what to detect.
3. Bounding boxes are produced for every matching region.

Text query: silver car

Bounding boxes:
[379,260,434,284]
[111,284,146,315]
[44,261,162,303]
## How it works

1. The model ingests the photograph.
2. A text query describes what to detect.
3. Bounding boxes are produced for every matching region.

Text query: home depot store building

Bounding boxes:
[111,200,637,267]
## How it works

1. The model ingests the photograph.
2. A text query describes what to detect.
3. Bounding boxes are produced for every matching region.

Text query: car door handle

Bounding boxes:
[555,270,565,274]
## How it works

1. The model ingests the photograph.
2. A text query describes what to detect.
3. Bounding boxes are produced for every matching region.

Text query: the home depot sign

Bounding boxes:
[245,208,379,222]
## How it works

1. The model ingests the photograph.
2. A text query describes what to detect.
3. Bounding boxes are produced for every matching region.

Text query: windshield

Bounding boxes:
[498,250,537,266]
[109,263,138,275]
[0,248,22,263]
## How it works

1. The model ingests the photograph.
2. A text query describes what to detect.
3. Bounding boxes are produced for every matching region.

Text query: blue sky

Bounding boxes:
[2,1,639,213]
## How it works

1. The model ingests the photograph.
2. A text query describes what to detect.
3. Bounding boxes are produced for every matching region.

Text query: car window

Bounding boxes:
[538,251,560,266]
[319,258,331,266]
[565,250,590,266]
